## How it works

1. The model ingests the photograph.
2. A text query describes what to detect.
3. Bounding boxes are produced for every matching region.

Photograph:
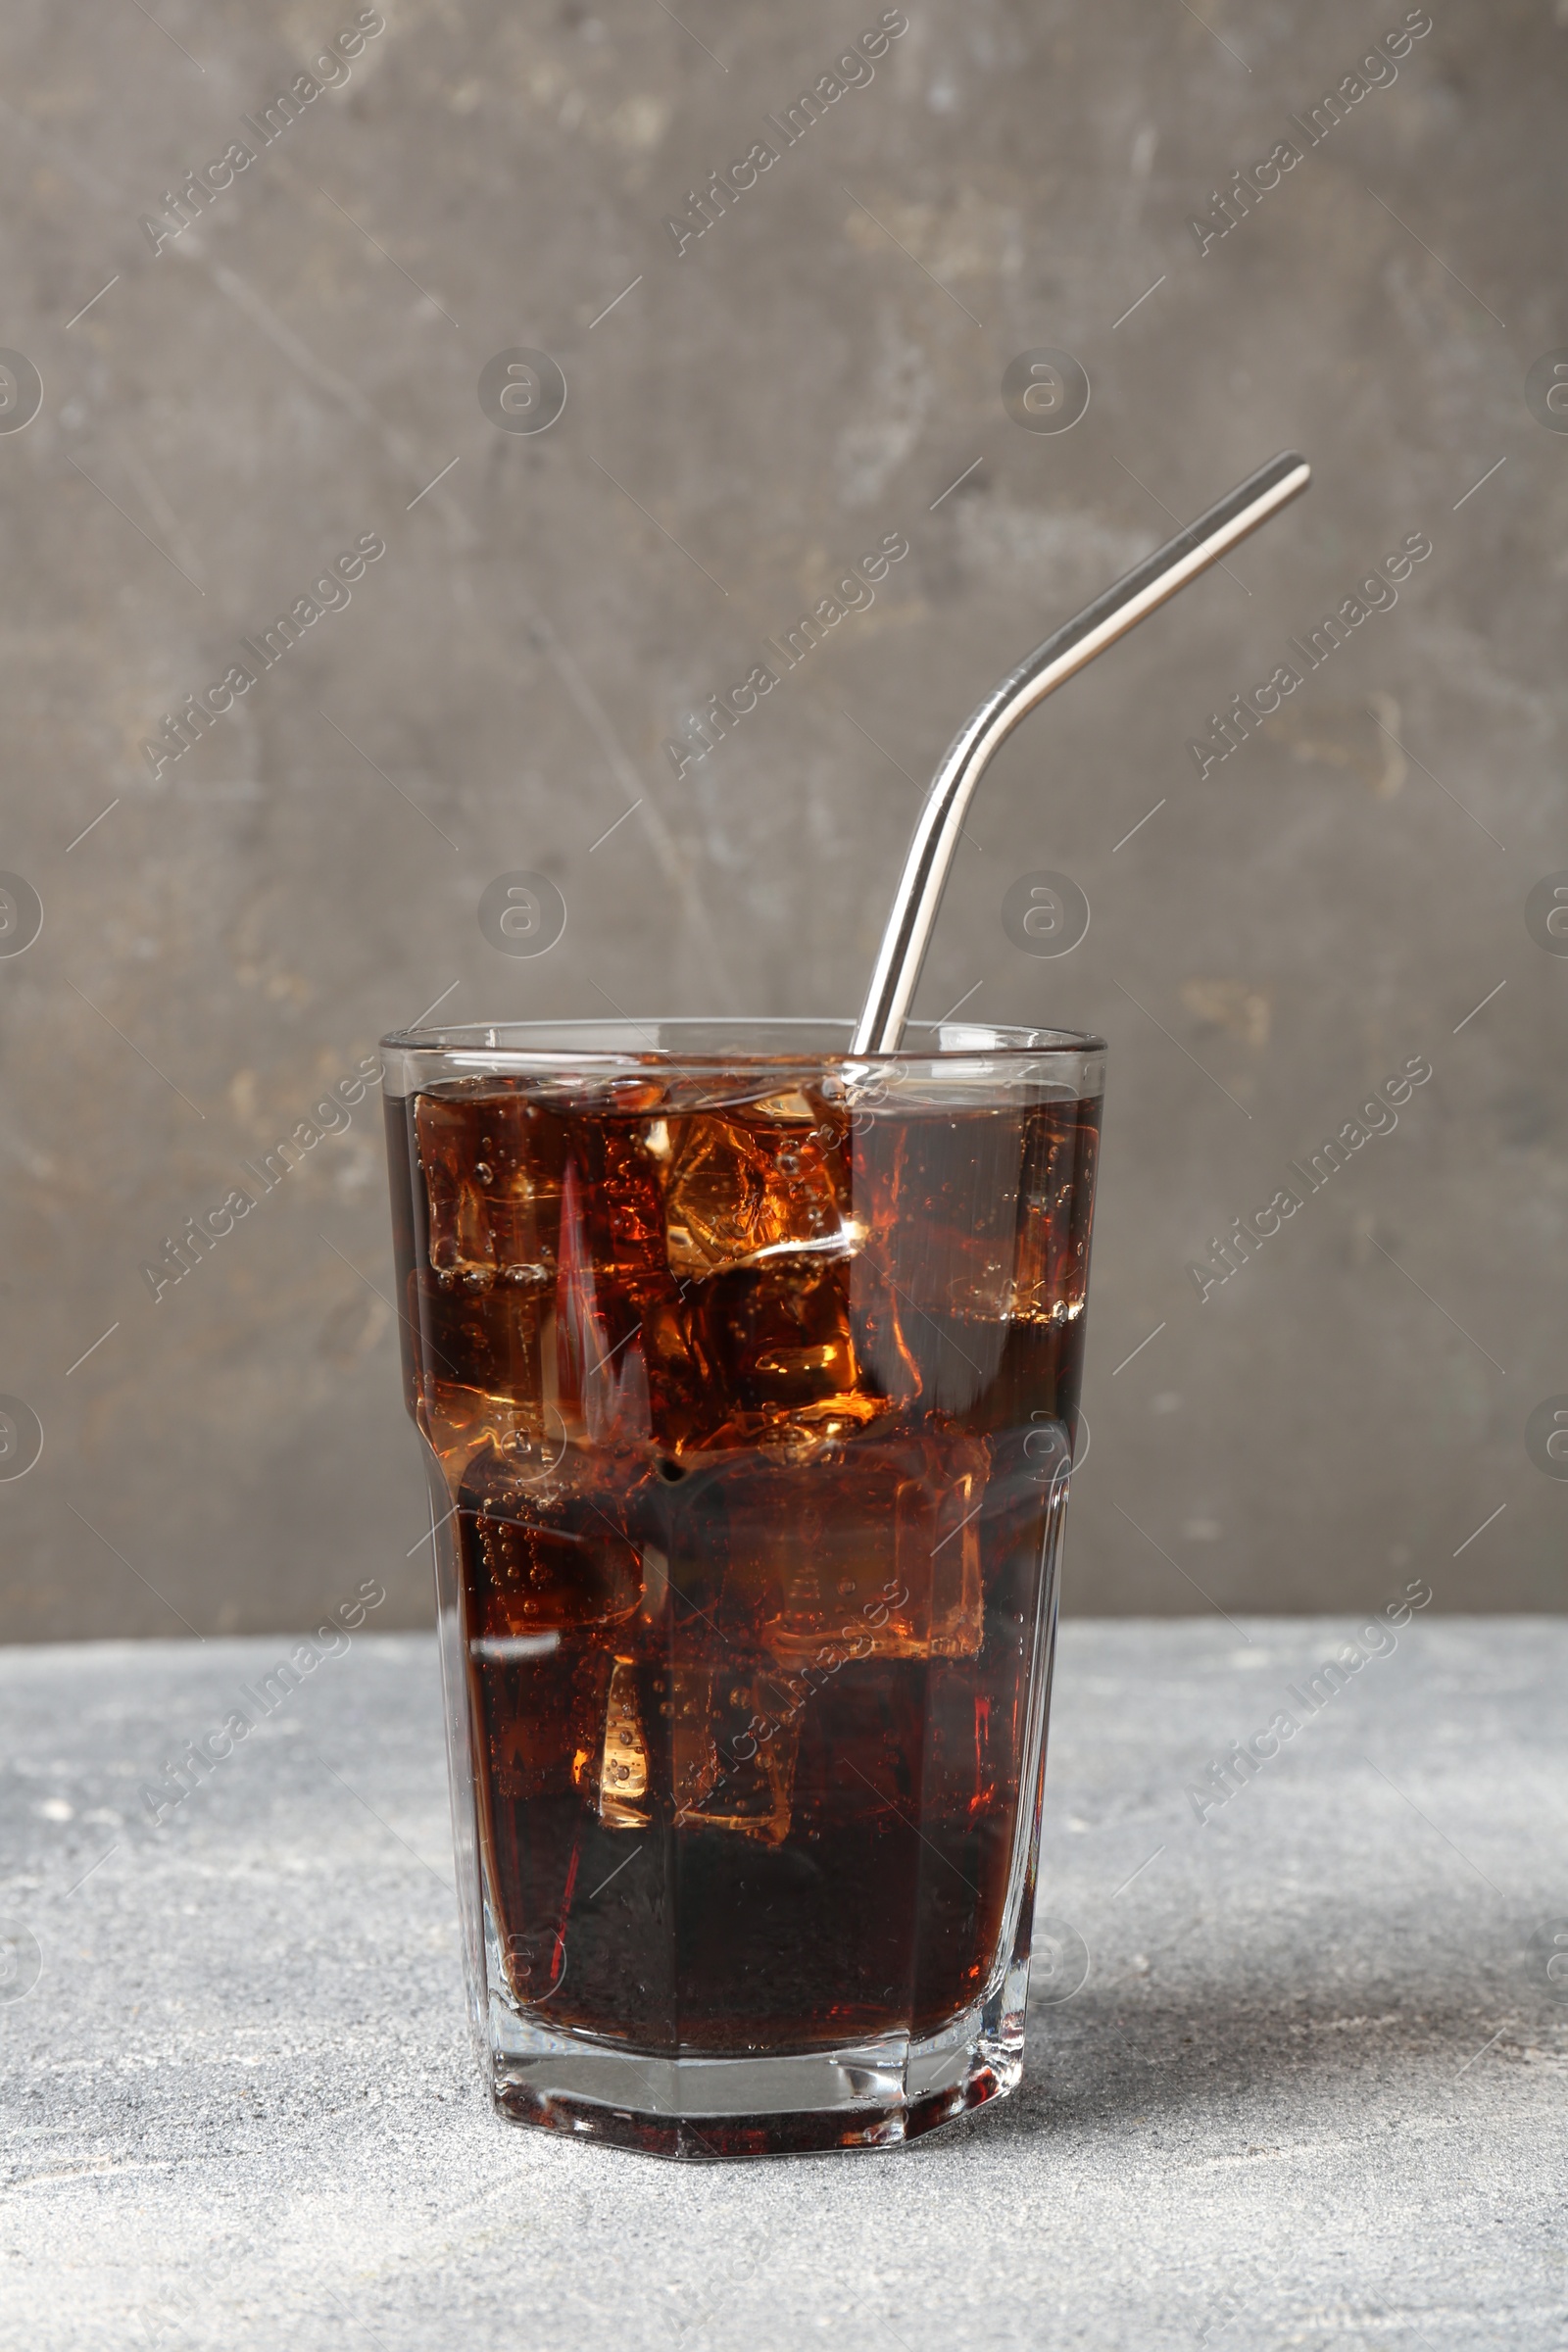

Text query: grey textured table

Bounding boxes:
[2,1621,1563,2349]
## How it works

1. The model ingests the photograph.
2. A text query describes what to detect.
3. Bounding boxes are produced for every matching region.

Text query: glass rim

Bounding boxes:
[379,1014,1107,1066]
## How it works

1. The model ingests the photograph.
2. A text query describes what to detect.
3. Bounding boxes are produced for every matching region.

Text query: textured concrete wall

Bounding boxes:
[1,0,1563,1639]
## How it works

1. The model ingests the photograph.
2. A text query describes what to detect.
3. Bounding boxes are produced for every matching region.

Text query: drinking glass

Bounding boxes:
[381,1018,1103,2156]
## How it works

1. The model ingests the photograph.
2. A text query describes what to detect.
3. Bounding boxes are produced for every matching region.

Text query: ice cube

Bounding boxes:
[637,1288,714,1450]
[459,1439,644,1636]
[670,1665,801,1845]
[551,1142,715,1450]
[852,1111,1026,1412]
[593,1122,673,1287]
[692,1257,893,1444]
[663,1107,856,1279]
[416,1087,565,1284]
[845,1254,922,1419]
[691,1438,988,1664]
[746,1087,820,1123]
[576,1654,802,1842]
[412,1272,553,1477]
[1010,1101,1100,1324]
[595,1657,651,1829]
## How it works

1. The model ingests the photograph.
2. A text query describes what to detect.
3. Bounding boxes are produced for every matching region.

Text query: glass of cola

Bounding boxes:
[381,1018,1103,2156]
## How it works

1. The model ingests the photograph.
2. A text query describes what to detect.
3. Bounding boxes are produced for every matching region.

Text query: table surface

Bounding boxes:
[1,1619,1563,2350]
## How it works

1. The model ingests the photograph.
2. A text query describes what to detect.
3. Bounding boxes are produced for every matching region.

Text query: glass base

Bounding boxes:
[483,1963,1028,2159]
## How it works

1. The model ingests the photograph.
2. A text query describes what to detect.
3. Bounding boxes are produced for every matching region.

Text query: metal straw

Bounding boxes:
[853,450,1311,1054]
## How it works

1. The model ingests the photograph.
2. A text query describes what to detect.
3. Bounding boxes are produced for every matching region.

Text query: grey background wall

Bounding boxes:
[1,0,1564,1641]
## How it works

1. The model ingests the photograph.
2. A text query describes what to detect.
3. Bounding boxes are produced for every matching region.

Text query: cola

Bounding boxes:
[384,1035,1100,2149]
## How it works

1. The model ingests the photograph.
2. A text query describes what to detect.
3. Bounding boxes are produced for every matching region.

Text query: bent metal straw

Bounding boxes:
[854,450,1311,1054]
